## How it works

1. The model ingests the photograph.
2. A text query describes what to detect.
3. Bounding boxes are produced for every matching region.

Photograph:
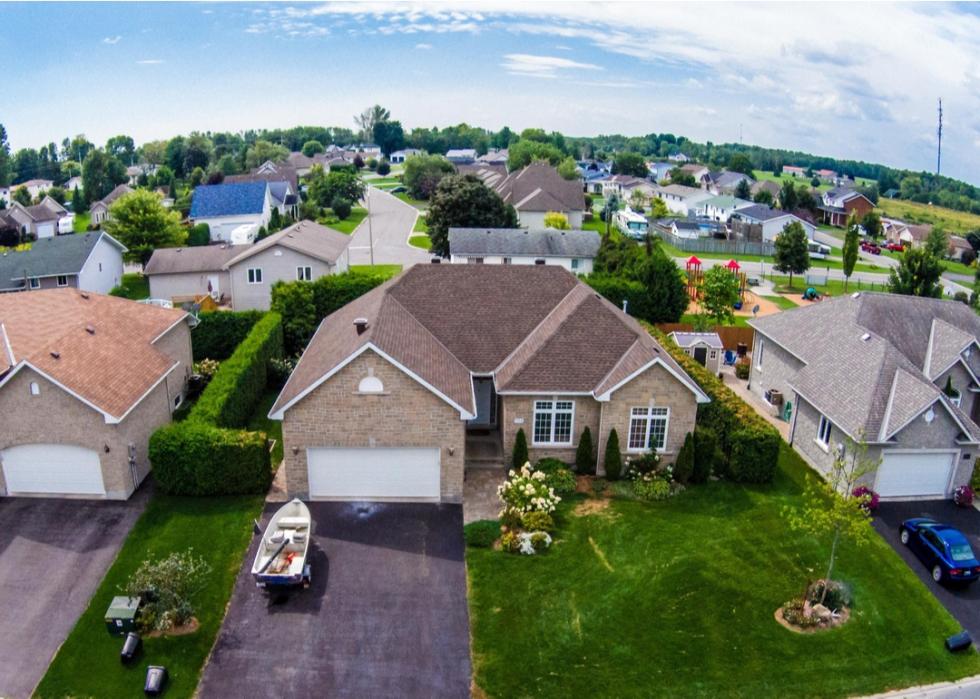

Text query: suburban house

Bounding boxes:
[815,168,838,182]
[90,184,134,227]
[145,221,351,310]
[0,199,73,239]
[448,227,599,273]
[446,148,477,164]
[190,181,272,244]
[949,235,973,261]
[668,152,690,163]
[819,187,874,227]
[729,205,817,242]
[706,171,755,196]
[0,231,125,295]
[676,163,710,185]
[268,265,709,502]
[648,161,674,182]
[493,161,585,229]
[598,175,656,200]
[225,169,300,219]
[390,148,423,164]
[652,184,712,216]
[695,195,754,222]
[884,222,932,249]
[751,180,781,202]
[748,292,980,499]
[0,289,194,499]
[13,179,54,201]
[661,218,727,240]
[63,176,83,192]
[670,331,723,374]
[782,166,806,178]
[477,149,508,166]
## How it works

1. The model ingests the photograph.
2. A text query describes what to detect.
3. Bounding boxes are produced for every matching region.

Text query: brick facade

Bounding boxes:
[280,350,466,502]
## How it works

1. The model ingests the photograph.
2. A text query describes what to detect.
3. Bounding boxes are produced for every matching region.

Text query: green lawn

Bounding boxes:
[878,199,980,236]
[768,293,802,310]
[769,275,889,296]
[394,192,429,210]
[468,445,980,698]
[73,211,91,232]
[413,213,429,234]
[351,264,402,278]
[409,235,432,251]
[365,177,401,187]
[680,312,752,328]
[109,273,150,300]
[659,240,884,274]
[35,494,264,699]
[247,389,283,466]
[322,207,368,235]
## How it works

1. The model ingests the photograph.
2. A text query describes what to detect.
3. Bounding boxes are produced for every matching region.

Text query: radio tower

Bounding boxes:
[936,98,943,175]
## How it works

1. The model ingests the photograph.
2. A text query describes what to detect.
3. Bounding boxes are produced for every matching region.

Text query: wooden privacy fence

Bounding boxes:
[657,323,755,352]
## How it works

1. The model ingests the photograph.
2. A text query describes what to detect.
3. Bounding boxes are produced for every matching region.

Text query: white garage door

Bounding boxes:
[307,447,440,501]
[1,444,106,496]
[876,451,956,498]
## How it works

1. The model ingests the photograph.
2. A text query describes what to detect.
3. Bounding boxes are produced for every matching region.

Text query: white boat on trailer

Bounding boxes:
[252,498,312,589]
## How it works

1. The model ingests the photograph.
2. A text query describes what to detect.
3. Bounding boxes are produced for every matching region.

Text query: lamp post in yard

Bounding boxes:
[366,185,375,267]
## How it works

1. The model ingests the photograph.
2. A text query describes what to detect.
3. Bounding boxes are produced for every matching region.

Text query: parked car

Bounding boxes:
[860,240,881,254]
[900,518,980,584]
[885,242,905,252]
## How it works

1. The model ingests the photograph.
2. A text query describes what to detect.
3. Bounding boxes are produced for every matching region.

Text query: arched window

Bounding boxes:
[358,375,384,393]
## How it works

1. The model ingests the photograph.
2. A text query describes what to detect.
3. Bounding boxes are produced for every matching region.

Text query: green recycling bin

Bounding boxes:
[104,596,141,636]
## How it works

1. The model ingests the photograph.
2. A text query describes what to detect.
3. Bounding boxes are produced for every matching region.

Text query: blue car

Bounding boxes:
[900,518,980,584]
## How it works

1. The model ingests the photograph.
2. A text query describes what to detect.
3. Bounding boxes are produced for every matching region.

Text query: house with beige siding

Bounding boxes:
[269,265,709,503]
[0,289,194,499]
[748,292,980,499]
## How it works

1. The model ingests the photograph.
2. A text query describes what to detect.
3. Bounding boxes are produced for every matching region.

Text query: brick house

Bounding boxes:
[269,265,709,503]
[0,289,194,499]
[819,187,874,227]
[748,292,980,499]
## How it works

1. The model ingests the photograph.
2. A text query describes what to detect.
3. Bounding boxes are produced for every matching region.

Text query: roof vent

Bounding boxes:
[353,317,369,335]
[430,257,441,264]
[50,351,60,359]
[861,332,871,342]
[851,292,860,299]
[85,325,95,335]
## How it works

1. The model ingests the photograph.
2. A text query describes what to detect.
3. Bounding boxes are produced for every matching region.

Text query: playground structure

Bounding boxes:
[685,256,748,304]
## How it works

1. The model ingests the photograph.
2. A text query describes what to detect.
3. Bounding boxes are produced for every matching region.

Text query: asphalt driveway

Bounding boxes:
[198,502,471,698]
[0,493,147,699]
[875,500,980,639]
[348,188,432,268]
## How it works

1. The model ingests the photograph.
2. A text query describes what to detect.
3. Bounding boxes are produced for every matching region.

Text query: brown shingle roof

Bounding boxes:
[223,221,352,268]
[271,265,707,418]
[493,161,584,213]
[144,244,243,275]
[0,289,188,419]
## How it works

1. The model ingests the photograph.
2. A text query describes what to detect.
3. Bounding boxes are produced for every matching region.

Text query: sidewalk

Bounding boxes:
[860,673,980,698]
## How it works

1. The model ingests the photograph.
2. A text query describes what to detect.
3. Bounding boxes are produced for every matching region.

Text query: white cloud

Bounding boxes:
[415,42,433,49]
[102,35,121,45]
[136,59,165,65]
[501,53,602,78]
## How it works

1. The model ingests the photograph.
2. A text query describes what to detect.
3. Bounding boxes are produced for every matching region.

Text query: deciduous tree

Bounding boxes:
[426,175,518,257]
[81,149,127,202]
[402,154,454,200]
[861,211,882,241]
[773,220,811,288]
[699,265,740,327]
[301,140,325,157]
[888,246,943,298]
[842,213,860,291]
[611,151,648,177]
[245,139,287,170]
[104,189,185,265]
[543,211,570,229]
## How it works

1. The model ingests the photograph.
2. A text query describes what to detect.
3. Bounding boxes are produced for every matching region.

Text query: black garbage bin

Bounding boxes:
[145,666,168,696]
[120,632,141,664]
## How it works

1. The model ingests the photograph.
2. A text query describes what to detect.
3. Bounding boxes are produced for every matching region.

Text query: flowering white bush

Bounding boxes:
[497,462,561,521]
[517,531,552,555]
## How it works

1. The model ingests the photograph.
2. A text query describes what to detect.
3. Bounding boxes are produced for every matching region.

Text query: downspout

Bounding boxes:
[595,400,606,476]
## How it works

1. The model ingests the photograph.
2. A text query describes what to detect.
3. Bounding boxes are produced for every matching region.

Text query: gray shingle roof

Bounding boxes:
[190,182,267,218]
[143,243,243,276]
[670,332,723,349]
[732,204,788,222]
[750,292,980,442]
[0,232,125,290]
[493,161,584,213]
[448,228,600,258]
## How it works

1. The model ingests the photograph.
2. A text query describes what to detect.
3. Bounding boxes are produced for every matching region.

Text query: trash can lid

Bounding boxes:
[106,596,141,618]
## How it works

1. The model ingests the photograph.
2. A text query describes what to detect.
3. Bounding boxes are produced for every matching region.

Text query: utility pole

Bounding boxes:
[366,186,375,267]
[937,98,943,175]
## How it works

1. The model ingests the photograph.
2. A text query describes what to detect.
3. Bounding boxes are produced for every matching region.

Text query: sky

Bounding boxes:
[2,1,979,183]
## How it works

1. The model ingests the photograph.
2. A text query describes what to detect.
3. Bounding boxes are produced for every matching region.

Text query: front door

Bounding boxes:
[693,346,708,366]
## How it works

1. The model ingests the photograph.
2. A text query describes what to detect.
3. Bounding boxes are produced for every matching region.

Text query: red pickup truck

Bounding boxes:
[860,240,882,254]
[885,242,904,252]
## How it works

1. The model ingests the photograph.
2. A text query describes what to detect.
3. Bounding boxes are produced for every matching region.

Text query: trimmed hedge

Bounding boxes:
[149,422,273,496]
[189,312,284,428]
[645,323,780,484]
[192,310,265,361]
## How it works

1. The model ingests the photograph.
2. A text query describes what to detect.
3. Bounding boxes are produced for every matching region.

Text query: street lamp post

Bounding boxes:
[366,186,375,267]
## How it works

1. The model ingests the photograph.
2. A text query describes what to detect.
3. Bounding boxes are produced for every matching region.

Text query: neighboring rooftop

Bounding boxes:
[493,161,584,213]
[223,220,351,267]
[0,232,126,291]
[449,227,600,258]
[190,181,267,218]
[143,243,243,276]
[670,331,724,349]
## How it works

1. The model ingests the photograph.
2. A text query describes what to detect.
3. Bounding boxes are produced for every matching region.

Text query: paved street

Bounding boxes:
[348,188,433,268]
[0,493,147,699]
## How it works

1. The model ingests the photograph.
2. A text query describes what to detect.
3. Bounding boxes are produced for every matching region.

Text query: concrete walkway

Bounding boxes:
[464,469,504,524]
[718,365,791,440]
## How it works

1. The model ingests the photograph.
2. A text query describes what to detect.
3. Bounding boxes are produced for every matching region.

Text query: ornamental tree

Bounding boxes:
[104,189,185,265]
[543,211,570,229]
[700,265,740,327]
[773,220,811,288]
[842,213,860,291]
[888,246,943,298]
[426,175,517,257]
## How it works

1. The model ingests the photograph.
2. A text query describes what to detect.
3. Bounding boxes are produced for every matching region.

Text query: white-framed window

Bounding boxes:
[756,340,764,370]
[532,399,575,446]
[467,257,484,264]
[709,350,717,359]
[571,258,580,270]
[817,415,832,446]
[502,257,512,265]
[296,266,312,281]
[247,268,263,284]
[29,381,40,396]
[29,277,40,289]
[173,393,183,409]
[56,275,68,287]
[628,406,670,452]
[358,375,384,393]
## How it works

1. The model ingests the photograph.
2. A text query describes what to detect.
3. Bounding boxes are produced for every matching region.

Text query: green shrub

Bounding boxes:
[521,511,555,533]
[673,432,695,484]
[464,520,501,548]
[575,425,595,474]
[187,222,211,247]
[330,196,352,220]
[271,280,316,357]
[645,323,779,484]
[545,468,577,496]
[534,457,567,473]
[692,426,719,484]
[377,160,391,176]
[734,361,750,380]
[603,429,623,480]
[807,579,852,611]
[149,422,273,495]
[123,550,211,632]
[189,312,283,428]
[971,458,980,493]
[512,428,529,469]
[192,310,264,361]
[632,478,671,501]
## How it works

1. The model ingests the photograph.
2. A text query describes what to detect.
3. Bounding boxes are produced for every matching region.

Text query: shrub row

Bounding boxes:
[192,310,265,361]
[149,312,283,496]
[189,312,284,428]
[149,422,273,496]
[645,323,780,484]
[271,270,391,355]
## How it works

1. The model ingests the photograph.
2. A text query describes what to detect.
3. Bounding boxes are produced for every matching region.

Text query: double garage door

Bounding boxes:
[875,451,957,498]
[307,447,440,501]
[1,444,106,497]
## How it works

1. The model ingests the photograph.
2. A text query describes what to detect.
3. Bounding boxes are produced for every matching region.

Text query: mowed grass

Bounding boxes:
[109,273,150,300]
[322,207,368,235]
[350,264,402,278]
[467,445,980,698]
[878,199,980,236]
[680,312,752,328]
[73,211,91,232]
[409,235,432,251]
[394,192,429,210]
[35,494,264,699]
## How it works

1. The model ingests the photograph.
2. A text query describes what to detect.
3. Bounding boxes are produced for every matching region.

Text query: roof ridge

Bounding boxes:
[381,292,470,374]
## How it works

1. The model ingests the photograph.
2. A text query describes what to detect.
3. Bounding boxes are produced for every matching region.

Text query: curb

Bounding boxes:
[859,673,980,698]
